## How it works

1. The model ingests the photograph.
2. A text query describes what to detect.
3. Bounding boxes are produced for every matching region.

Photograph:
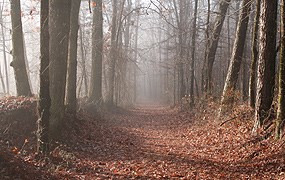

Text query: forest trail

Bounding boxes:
[64,105,284,179]
[1,101,285,179]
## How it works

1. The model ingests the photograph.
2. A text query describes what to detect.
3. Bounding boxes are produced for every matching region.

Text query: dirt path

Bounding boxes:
[2,99,284,179]
[63,105,284,179]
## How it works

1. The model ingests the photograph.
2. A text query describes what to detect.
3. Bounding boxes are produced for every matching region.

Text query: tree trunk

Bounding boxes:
[253,0,277,130]
[0,5,9,94]
[89,0,103,107]
[189,0,198,106]
[66,0,81,114]
[219,0,251,115]
[106,0,118,107]
[10,0,32,96]
[133,0,140,104]
[79,26,88,97]
[276,0,285,139]
[204,0,231,94]
[201,0,210,94]
[37,0,50,154]
[49,0,71,139]
[0,63,5,93]
[249,0,261,108]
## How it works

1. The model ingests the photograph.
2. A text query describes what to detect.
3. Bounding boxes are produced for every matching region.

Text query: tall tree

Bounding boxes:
[49,0,71,139]
[0,3,9,94]
[106,0,119,107]
[219,0,251,115]
[66,0,81,114]
[133,0,140,104]
[189,0,198,106]
[249,0,261,108]
[172,0,188,100]
[203,0,231,94]
[10,0,32,96]
[201,0,210,94]
[253,0,277,130]
[37,0,50,154]
[89,0,103,107]
[276,0,285,139]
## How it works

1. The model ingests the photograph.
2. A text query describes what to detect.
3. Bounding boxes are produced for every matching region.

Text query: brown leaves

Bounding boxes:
[0,97,285,179]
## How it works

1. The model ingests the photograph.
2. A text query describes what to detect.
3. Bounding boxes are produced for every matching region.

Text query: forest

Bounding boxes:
[0,0,285,179]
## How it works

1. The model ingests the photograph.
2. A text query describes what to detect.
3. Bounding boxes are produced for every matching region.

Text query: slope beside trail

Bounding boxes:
[1,100,285,179]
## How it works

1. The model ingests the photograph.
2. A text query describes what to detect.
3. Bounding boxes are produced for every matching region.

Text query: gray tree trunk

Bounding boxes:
[253,0,277,131]
[249,0,261,108]
[106,0,118,107]
[189,0,198,106]
[201,0,210,94]
[276,0,285,139]
[10,0,32,96]
[89,0,103,107]
[0,4,9,94]
[37,0,50,154]
[49,0,71,139]
[219,0,251,115]
[66,0,81,115]
[204,0,231,94]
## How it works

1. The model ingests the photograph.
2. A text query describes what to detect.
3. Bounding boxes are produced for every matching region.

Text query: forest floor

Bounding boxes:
[1,97,285,179]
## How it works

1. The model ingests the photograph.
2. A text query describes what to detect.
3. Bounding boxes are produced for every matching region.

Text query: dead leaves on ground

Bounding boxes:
[1,97,285,179]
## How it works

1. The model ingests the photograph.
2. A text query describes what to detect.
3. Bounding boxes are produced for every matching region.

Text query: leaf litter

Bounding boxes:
[0,96,285,179]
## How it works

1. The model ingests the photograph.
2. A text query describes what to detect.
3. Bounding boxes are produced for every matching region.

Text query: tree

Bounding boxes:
[201,0,210,94]
[0,3,9,94]
[276,0,285,139]
[189,0,198,106]
[106,0,122,107]
[172,0,189,101]
[203,0,231,94]
[253,0,277,130]
[89,0,103,107]
[66,0,81,114]
[10,0,32,96]
[133,0,140,104]
[37,0,50,154]
[219,0,251,115]
[249,0,261,108]
[49,0,71,139]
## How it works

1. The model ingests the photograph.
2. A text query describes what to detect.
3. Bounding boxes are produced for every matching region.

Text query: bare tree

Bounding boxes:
[276,0,285,139]
[203,0,231,94]
[37,0,50,154]
[249,0,261,108]
[10,0,32,96]
[253,0,278,131]
[189,0,198,106]
[89,0,104,107]
[49,0,71,139]
[219,0,251,115]
[66,0,81,114]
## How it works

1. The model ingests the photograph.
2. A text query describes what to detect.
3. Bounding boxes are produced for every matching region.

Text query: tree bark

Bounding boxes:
[253,0,277,130]
[204,0,231,94]
[0,4,9,94]
[66,0,81,115]
[79,26,88,97]
[219,0,251,115]
[89,0,103,107]
[249,0,261,108]
[189,0,198,106]
[106,0,118,107]
[37,0,50,154]
[201,0,210,94]
[10,0,32,96]
[276,0,285,139]
[49,0,71,139]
